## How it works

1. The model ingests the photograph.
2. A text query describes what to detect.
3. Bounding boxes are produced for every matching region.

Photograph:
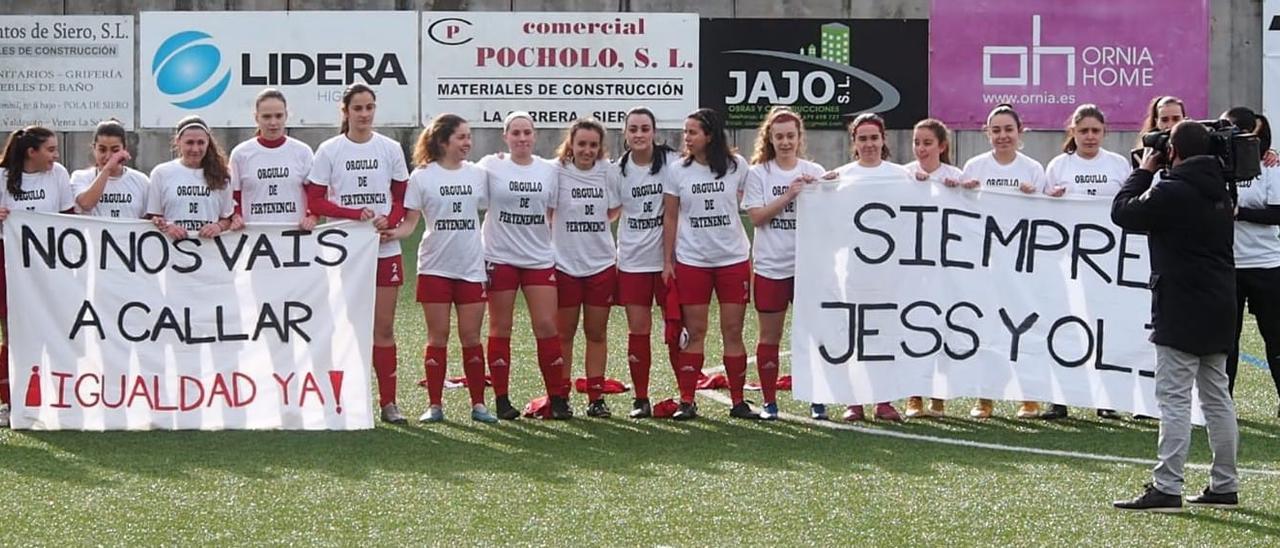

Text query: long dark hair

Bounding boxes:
[413,113,467,166]
[1224,106,1272,159]
[1062,104,1106,154]
[619,106,675,177]
[2,125,56,195]
[339,83,376,135]
[682,108,737,179]
[173,115,229,190]
[913,118,952,165]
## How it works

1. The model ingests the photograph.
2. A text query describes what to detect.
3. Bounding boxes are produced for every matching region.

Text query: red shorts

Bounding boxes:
[486,262,557,292]
[0,245,7,319]
[674,260,751,305]
[376,255,404,287]
[616,270,668,307]
[754,274,794,313]
[557,267,617,308]
[417,274,487,304]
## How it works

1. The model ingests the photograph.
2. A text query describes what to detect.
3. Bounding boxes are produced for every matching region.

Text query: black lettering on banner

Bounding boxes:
[119,301,150,342]
[983,217,1028,272]
[944,301,982,360]
[1047,315,1093,368]
[284,301,313,343]
[854,203,895,264]
[21,225,56,268]
[100,229,136,272]
[818,301,856,364]
[1092,318,1132,374]
[315,228,349,266]
[137,232,170,274]
[1026,219,1069,274]
[58,229,88,269]
[69,300,105,340]
[1072,223,1115,283]
[216,233,249,270]
[1116,230,1146,289]
[900,301,943,358]
[247,234,282,270]
[940,208,980,269]
[281,230,310,268]
[998,308,1039,362]
[217,306,249,342]
[899,205,937,266]
[857,303,896,362]
[171,238,202,273]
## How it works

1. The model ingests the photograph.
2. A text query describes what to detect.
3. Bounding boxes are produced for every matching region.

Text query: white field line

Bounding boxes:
[716,352,1280,477]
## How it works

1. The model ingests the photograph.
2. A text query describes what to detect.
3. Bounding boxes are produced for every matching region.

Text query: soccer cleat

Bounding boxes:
[1016,401,1041,419]
[904,397,925,418]
[928,398,946,417]
[380,403,408,424]
[759,402,779,421]
[586,399,612,418]
[842,405,865,422]
[629,398,652,419]
[494,395,520,421]
[729,401,760,419]
[470,404,498,424]
[0,404,9,428]
[1039,404,1069,420]
[810,404,828,421]
[1113,483,1183,513]
[549,396,574,420]
[1186,487,1239,509]
[673,401,698,421]
[970,399,993,419]
[874,402,902,422]
[419,405,445,423]
[1096,408,1121,420]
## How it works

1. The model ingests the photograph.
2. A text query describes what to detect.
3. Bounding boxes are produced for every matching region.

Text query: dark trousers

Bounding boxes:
[1227,267,1280,399]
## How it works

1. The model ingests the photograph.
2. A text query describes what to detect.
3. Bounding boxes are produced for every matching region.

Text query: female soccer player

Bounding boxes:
[901,118,963,418]
[960,104,1046,420]
[147,116,235,239]
[742,107,823,421]
[480,112,571,420]
[826,113,905,422]
[662,108,754,420]
[305,84,411,424]
[1222,106,1280,415]
[70,119,149,219]
[229,88,315,229]
[1137,96,1187,145]
[614,107,680,419]
[553,118,621,417]
[389,113,497,424]
[0,126,74,427]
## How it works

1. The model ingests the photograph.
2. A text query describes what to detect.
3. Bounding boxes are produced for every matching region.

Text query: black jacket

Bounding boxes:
[1111,156,1236,355]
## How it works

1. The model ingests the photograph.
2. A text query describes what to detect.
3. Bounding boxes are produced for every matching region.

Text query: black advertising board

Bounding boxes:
[700,18,928,129]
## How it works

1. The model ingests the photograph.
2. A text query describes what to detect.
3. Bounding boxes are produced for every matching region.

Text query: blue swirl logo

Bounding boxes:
[152,30,231,109]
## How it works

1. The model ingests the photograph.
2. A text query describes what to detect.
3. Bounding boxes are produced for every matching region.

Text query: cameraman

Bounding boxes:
[1110,120,1239,512]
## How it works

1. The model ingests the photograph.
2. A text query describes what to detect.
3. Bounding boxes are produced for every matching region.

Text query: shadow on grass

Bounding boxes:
[1174,507,1280,537]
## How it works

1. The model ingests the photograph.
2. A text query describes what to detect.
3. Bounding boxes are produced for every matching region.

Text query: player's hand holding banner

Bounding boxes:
[4,212,377,430]
[791,174,1164,416]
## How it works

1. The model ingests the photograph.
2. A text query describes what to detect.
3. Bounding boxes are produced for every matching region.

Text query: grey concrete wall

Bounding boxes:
[7,0,1263,173]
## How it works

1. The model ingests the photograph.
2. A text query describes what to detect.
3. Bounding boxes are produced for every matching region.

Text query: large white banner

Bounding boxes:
[792,176,1164,416]
[1266,1,1280,118]
[421,12,699,128]
[140,11,418,128]
[5,213,377,430]
[0,16,134,130]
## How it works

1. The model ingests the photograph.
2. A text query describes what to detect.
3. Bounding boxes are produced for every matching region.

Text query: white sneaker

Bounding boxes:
[380,403,407,424]
[0,404,10,428]
[419,406,444,423]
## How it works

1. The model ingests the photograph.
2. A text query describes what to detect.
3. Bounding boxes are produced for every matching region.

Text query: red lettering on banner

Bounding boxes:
[273,372,295,405]
[232,373,257,406]
[299,372,325,406]
[127,375,152,408]
[152,375,177,411]
[51,370,73,408]
[180,375,204,411]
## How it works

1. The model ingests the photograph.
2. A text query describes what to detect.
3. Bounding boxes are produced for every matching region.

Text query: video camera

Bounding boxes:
[1130,119,1261,183]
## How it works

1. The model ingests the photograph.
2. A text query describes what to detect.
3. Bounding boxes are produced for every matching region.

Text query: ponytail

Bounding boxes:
[1,126,56,195]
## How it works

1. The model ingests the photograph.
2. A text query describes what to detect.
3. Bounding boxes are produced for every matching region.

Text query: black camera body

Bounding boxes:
[1130,119,1261,183]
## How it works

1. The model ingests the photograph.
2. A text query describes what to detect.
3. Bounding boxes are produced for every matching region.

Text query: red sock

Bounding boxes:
[586,375,605,401]
[668,344,680,382]
[627,333,651,400]
[535,336,567,398]
[725,354,748,405]
[487,336,511,397]
[462,345,486,406]
[372,345,398,407]
[423,346,447,406]
[0,344,8,405]
[757,343,781,404]
[676,352,703,404]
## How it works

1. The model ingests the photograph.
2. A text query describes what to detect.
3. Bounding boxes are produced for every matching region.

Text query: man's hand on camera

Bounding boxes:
[1139,148,1162,173]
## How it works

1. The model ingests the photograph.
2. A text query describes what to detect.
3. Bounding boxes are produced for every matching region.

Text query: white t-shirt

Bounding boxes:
[309,132,409,258]
[554,160,621,278]
[0,163,75,234]
[742,159,825,280]
[146,160,236,232]
[664,154,751,268]
[961,151,1047,195]
[70,166,150,219]
[833,160,911,178]
[478,154,559,269]
[1234,166,1280,269]
[613,151,678,273]
[1044,149,1131,197]
[406,161,489,282]
[902,160,964,185]
[229,137,313,224]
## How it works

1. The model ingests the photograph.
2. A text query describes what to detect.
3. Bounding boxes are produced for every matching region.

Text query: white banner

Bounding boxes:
[0,16,134,130]
[422,12,699,128]
[140,11,418,128]
[1266,1,1280,119]
[4,212,377,430]
[792,176,1165,416]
